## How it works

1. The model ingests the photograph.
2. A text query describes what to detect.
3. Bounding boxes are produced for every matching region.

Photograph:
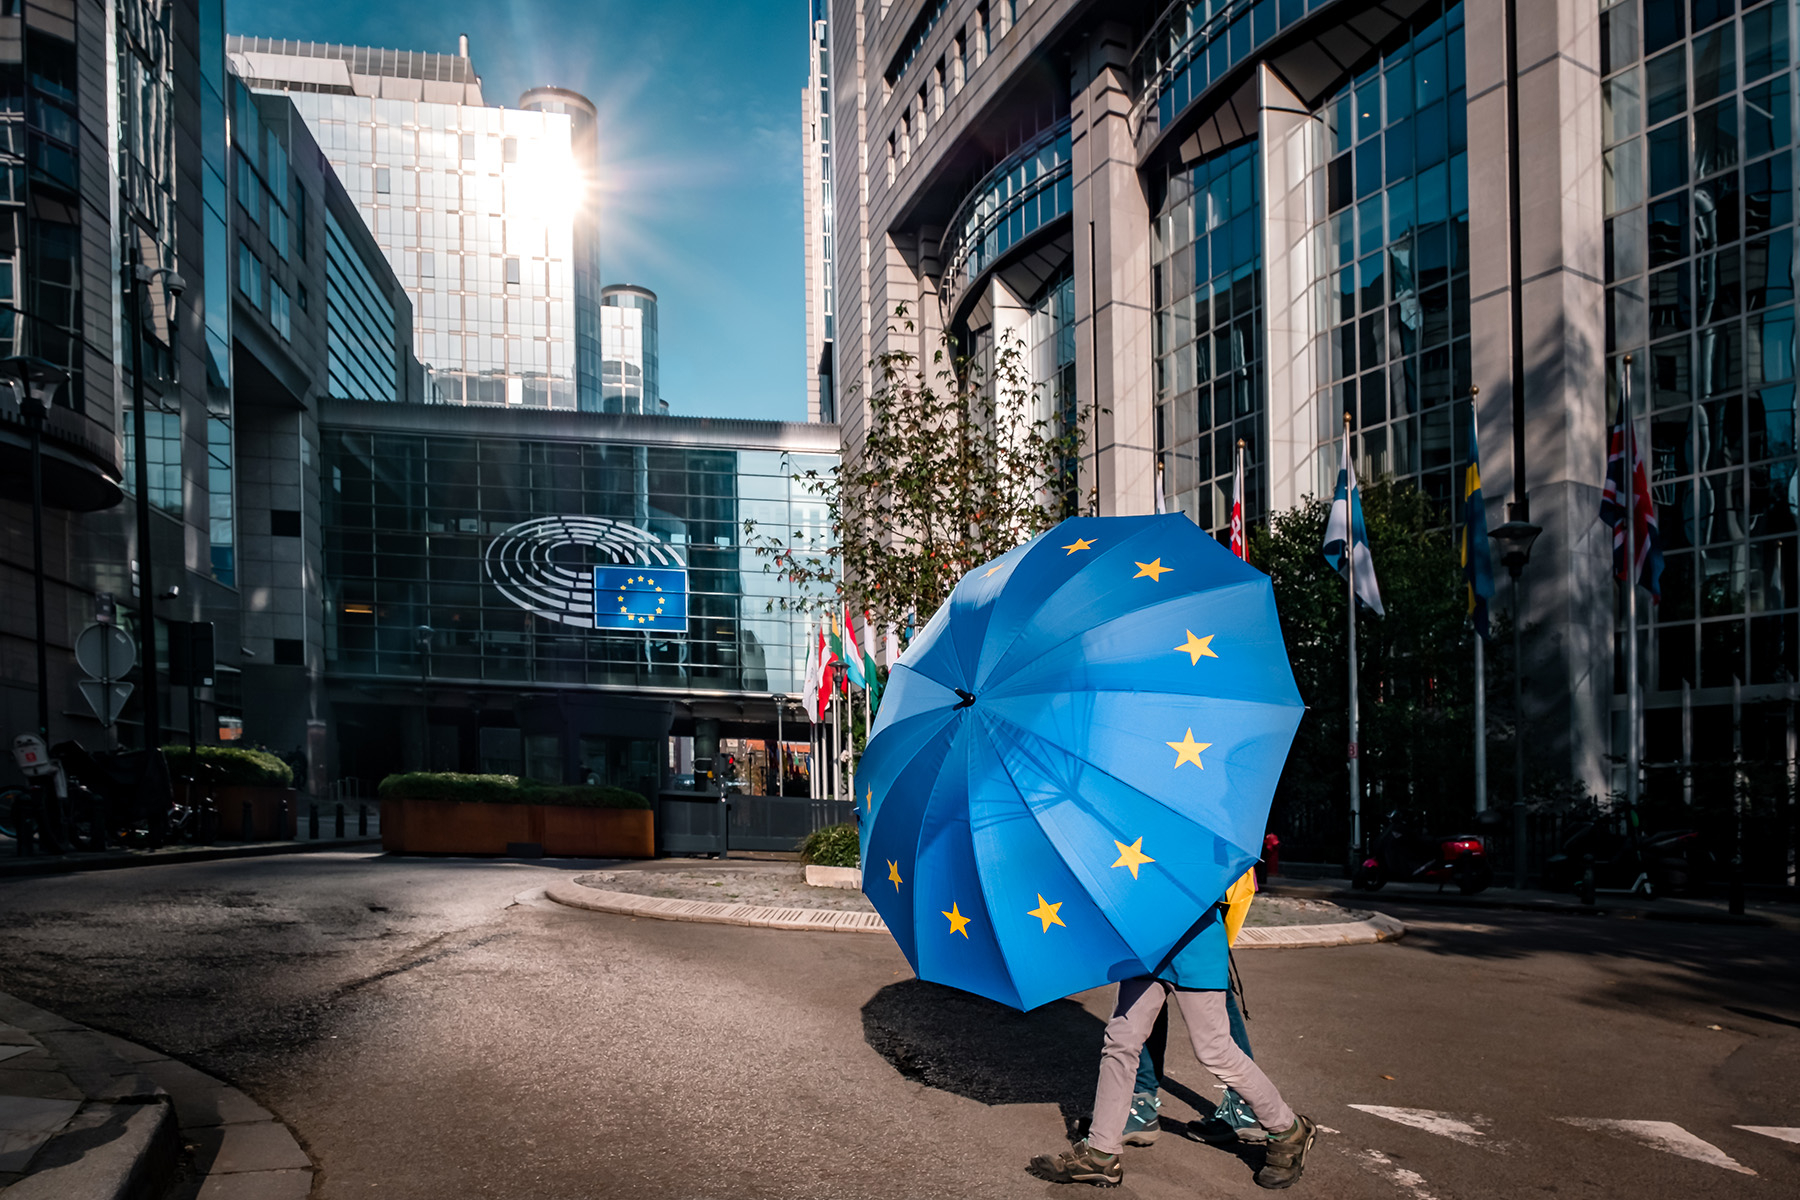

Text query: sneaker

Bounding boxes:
[1255,1115,1317,1190]
[1122,1092,1162,1146]
[1028,1139,1123,1187]
[1200,1088,1267,1145]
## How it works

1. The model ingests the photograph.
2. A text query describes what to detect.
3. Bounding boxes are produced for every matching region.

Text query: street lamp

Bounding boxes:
[0,357,69,747]
[1490,510,1543,889]
[127,264,185,755]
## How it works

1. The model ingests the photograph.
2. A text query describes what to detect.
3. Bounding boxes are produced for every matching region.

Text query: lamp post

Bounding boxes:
[1490,511,1543,889]
[127,264,185,754]
[0,356,69,746]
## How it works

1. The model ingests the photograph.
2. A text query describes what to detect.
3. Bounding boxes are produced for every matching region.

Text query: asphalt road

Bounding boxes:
[0,852,1795,1200]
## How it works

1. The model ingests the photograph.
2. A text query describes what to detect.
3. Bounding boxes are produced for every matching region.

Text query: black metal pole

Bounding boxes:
[1512,571,1528,889]
[1504,0,1528,522]
[129,274,161,753]
[28,417,47,742]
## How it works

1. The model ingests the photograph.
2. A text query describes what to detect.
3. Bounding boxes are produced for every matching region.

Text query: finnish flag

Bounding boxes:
[1323,435,1385,616]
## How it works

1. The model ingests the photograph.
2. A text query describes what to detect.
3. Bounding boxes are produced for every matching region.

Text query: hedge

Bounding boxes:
[377,772,650,810]
[162,744,293,787]
[799,822,860,868]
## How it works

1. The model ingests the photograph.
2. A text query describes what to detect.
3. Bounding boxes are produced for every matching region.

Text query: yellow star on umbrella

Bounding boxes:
[1062,537,1095,555]
[1028,894,1066,932]
[1111,837,1155,879]
[1134,557,1171,581]
[985,565,1002,577]
[865,787,873,808]
[887,860,903,891]
[1175,630,1218,664]
[942,902,971,937]
[1166,728,1211,769]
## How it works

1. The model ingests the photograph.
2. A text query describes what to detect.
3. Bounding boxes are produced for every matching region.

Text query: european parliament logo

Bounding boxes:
[593,565,689,633]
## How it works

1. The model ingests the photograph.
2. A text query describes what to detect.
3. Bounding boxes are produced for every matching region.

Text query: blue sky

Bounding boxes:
[228,0,808,421]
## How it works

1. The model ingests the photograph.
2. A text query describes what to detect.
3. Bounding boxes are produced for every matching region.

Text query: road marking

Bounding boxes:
[1349,1105,1496,1148]
[1355,1149,1441,1200]
[1557,1119,1756,1175]
[1735,1126,1800,1144]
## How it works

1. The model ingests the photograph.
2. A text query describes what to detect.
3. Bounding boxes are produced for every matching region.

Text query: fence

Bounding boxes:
[655,792,855,856]
[303,777,380,840]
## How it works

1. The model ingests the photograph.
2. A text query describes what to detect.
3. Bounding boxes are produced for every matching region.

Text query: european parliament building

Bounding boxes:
[827,0,1800,850]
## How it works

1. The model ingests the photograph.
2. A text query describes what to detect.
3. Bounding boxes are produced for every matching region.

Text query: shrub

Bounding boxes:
[162,744,293,787]
[377,772,649,810]
[799,822,860,868]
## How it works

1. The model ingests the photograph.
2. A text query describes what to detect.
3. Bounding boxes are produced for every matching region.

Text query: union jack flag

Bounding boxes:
[1598,411,1663,602]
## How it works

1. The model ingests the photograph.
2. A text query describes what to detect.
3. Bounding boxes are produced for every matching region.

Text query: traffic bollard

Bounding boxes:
[1579,854,1596,906]
[242,802,255,842]
[335,804,345,838]
[309,804,319,839]
[276,799,289,840]
[358,804,367,836]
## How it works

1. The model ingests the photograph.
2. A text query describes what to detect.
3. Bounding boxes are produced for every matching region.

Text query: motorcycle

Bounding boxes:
[1541,807,1709,897]
[1352,809,1494,894]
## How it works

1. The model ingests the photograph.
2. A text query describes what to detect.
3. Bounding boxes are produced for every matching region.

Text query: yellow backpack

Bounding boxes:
[1221,867,1257,945]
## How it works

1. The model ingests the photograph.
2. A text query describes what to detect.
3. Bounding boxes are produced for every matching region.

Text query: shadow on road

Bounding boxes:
[861,980,1104,1119]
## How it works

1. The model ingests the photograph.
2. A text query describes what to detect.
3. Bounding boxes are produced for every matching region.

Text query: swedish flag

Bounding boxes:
[1461,408,1494,641]
[593,565,689,633]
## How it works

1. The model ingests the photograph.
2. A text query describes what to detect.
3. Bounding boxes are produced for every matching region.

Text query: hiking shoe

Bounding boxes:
[1028,1140,1123,1187]
[1122,1092,1162,1146]
[1255,1115,1317,1190]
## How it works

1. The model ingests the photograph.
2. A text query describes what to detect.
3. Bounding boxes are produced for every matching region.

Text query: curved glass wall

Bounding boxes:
[1601,0,1799,693]
[1152,140,1264,534]
[939,119,1072,320]
[1306,0,1471,509]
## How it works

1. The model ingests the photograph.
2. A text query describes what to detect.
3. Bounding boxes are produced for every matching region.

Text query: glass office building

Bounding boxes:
[227,37,596,409]
[599,284,664,414]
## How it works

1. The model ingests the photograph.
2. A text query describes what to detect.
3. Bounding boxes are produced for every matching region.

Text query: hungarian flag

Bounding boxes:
[861,611,882,709]
[1599,409,1664,602]
[1229,442,1246,560]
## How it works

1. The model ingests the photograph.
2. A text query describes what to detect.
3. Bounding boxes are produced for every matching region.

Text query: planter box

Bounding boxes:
[174,783,299,839]
[804,865,862,889]
[381,797,653,858]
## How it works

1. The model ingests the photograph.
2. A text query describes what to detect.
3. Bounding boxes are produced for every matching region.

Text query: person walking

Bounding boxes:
[1030,883,1316,1190]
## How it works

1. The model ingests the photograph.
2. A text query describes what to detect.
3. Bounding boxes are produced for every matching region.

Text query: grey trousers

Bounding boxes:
[1088,978,1297,1155]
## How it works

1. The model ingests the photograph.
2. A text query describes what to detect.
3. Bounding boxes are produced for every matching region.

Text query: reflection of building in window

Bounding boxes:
[324,210,398,402]
[599,284,664,414]
[208,416,235,585]
[124,409,183,515]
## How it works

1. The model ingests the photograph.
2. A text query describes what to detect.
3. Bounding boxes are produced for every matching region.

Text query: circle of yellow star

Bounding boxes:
[887,860,902,891]
[1111,837,1156,879]
[1134,558,1171,581]
[1062,537,1095,555]
[1175,630,1218,664]
[1167,728,1211,769]
[942,902,971,938]
[1028,894,1066,932]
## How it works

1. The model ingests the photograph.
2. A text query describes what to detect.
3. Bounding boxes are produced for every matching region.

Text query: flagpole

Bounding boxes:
[1623,353,1640,813]
[1472,386,1488,816]
[1345,410,1362,863]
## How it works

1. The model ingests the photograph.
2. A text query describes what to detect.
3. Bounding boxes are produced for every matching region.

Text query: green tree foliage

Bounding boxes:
[746,304,1089,627]
[1249,478,1482,851]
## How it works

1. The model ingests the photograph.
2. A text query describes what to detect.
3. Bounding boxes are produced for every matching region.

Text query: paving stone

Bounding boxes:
[140,1059,274,1128]
[189,1120,311,1174]
[0,996,80,1035]
[0,1064,85,1101]
[196,1167,314,1199]
[4,1099,178,1200]
[0,1095,81,1172]
[91,1030,170,1065]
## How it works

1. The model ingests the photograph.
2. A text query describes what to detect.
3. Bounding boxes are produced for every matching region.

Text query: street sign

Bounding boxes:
[74,623,136,680]
[94,591,116,626]
[77,680,133,726]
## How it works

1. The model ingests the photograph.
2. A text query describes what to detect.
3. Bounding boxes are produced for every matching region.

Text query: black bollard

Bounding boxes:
[358,803,367,836]
[15,811,33,857]
[276,799,289,841]
[309,804,319,839]
[334,803,345,838]
[1580,854,1597,906]
[242,802,255,841]
[1729,855,1746,916]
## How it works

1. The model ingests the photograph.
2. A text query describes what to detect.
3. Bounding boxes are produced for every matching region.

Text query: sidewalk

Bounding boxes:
[0,836,382,880]
[0,991,310,1199]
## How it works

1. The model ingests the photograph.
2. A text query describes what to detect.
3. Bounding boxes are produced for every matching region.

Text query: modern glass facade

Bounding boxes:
[321,422,830,695]
[325,209,400,402]
[1308,0,1472,511]
[1602,0,1800,692]
[519,87,602,412]
[600,285,661,413]
[1152,140,1265,534]
[940,119,1073,319]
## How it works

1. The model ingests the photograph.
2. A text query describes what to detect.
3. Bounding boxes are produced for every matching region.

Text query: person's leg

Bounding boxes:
[1226,986,1251,1056]
[1209,986,1260,1131]
[1134,1004,1169,1095]
[1087,979,1168,1155]
[1171,989,1296,1133]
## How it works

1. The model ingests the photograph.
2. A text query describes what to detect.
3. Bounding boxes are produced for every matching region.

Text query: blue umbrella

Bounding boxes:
[857,513,1304,1011]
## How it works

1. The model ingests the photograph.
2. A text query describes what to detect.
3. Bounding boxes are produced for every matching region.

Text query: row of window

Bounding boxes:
[886,0,1019,180]
[237,241,299,339]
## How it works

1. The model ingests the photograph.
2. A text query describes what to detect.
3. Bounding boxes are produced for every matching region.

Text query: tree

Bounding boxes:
[1248,477,1480,856]
[746,304,1090,628]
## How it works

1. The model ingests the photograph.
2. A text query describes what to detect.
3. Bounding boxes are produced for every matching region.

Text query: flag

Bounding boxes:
[816,625,838,721]
[1229,442,1246,560]
[1155,461,1168,515]
[1324,432,1385,615]
[883,621,900,666]
[1599,409,1664,602]
[860,611,881,708]
[841,606,868,689]
[1461,410,1495,640]
[801,622,822,722]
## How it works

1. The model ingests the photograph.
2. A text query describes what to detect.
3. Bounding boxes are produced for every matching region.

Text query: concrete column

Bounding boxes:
[1465,0,1611,800]
[1070,22,1154,517]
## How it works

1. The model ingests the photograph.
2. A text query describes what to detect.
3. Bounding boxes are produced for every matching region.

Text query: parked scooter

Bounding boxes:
[50,742,177,848]
[1352,809,1494,894]
[1541,806,1709,897]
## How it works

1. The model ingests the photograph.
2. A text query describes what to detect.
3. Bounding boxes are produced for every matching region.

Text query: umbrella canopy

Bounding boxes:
[858,514,1304,1010]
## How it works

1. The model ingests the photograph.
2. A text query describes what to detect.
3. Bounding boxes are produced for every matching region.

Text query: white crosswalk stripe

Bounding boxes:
[1735,1125,1800,1144]
[1348,1105,1498,1149]
[1556,1118,1757,1175]
[1355,1148,1442,1200]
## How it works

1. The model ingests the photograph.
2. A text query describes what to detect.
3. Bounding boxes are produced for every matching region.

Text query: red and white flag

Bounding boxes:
[1229,441,1246,560]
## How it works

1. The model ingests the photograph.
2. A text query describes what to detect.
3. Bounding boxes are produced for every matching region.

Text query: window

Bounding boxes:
[375,166,391,194]
[270,508,301,537]
[460,132,476,159]
[505,257,521,286]
[293,184,307,259]
[272,638,304,666]
[503,137,518,162]
[236,153,260,225]
[237,241,262,308]
[888,134,897,184]
[271,284,291,339]
[124,408,181,515]
[268,197,288,259]
[207,416,234,585]
[420,249,434,278]
[298,283,308,312]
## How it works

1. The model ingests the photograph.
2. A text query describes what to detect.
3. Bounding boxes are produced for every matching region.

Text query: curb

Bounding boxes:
[0,991,313,1198]
[0,838,382,880]
[1316,888,1776,927]
[543,881,1405,946]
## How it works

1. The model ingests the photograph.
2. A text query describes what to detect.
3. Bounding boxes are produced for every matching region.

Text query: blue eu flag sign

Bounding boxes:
[593,565,688,633]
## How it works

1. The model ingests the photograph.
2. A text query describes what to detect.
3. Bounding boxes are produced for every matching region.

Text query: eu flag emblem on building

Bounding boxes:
[593,565,688,633]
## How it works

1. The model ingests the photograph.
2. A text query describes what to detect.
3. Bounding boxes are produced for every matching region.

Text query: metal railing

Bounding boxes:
[936,118,1073,321]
